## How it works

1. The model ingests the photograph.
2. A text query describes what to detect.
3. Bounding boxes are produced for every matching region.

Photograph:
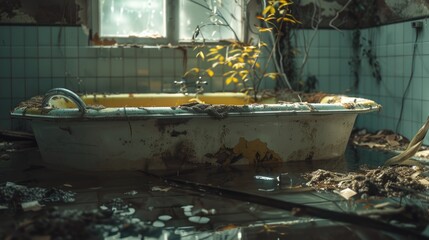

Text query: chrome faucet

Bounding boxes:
[174,77,208,94]
[174,79,188,94]
[195,77,208,94]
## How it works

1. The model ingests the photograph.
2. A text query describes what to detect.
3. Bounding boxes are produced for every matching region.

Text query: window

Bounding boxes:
[99,0,166,38]
[92,0,245,44]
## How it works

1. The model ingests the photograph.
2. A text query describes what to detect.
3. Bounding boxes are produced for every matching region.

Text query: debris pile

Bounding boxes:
[0,182,75,211]
[351,129,410,150]
[179,102,244,119]
[3,207,166,240]
[304,166,429,198]
[15,96,43,109]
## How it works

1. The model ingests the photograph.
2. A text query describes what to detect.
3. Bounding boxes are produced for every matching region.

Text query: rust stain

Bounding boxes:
[233,137,282,164]
[91,32,117,46]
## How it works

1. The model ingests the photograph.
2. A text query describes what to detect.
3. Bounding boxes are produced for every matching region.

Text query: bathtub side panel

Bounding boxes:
[31,113,357,171]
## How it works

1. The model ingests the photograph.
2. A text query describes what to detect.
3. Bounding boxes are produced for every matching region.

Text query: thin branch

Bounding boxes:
[329,0,352,31]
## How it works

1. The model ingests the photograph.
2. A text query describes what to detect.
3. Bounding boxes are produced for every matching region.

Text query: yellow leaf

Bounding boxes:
[215,45,224,50]
[196,51,205,59]
[264,73,278,79]
[223,71,237,77]
[205,69,214,77]
[226,76,239,85]
[212,62,220,68]
[262,5,275,15]
[232,63,246,69]
[256,27,273,32]
[184,68,200,76]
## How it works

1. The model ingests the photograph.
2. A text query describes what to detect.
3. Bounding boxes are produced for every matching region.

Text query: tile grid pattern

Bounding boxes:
[2,25,274,129]
[295,21,429,145]
[2,21,429,146]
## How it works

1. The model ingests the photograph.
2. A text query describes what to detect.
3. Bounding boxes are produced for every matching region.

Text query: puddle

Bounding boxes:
[0,145,428,239]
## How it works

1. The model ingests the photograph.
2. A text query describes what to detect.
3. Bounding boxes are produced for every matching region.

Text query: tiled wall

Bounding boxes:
[0,25,274,130]
[354,21,429,145]
[295,20,429,145]
[2,21,429,146]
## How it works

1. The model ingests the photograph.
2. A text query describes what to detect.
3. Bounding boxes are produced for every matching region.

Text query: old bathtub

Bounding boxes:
[11,88,381,171]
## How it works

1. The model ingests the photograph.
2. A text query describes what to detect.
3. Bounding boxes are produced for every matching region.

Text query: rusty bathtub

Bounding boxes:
[11,88,381,171]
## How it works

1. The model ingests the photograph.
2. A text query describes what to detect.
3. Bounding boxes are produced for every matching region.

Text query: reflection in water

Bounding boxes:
[0,145,426,240]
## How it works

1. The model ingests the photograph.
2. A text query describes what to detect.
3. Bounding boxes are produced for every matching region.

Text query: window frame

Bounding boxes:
[89,0,247,46]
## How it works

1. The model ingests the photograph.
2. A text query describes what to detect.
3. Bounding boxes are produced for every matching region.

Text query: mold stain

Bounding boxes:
[161,140,196,168]
[205,138,282,166]
[155,118,190,133]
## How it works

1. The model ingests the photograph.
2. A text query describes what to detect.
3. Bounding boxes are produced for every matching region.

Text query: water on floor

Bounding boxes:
[0,145,428,239]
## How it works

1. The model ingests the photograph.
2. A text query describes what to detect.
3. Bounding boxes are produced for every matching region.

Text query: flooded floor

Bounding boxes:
[1,145,428,239]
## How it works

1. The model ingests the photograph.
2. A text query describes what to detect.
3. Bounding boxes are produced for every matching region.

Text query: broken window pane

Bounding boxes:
[99,0,166,38]
[179,0,242,42]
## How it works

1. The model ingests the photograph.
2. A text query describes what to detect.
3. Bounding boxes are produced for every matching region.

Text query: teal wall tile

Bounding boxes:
[39,47,52,58]
[0,59,11,78]
[136,78,150,92]
[110,77,124,92]
[0,99,12,118]
[148,59,161,77]
[51,47,65,58]
[38,59,52,77]
[82,78,97,93]
[38,27,51,46]
[11,26,25,46]
[97,58,110,77]
[52,59,66,77]
[12,78,25,98]
[24,27,37,47]
[65,46,78,57]
[123,59,136,77]
[79,47,97,58]
[97,78,111,93]
[39,78,53,93]
[52,77,66,89]
[25,47,38,58]
[25,78,39,97]
[65,27,79,46]
[124,77,137,92]
[11,47,25,58]
[24,59,38,77]
[123,48,136,58]
[79,58,97,77]
[110,58,123,77]
[51,27,66,46]
[0,47,10,58]
[65,58,78,77]
[110,48,123,58]
[0,79,11,97]
[0,26,11,46]
[78,27,88,46]
[11,59,25,78]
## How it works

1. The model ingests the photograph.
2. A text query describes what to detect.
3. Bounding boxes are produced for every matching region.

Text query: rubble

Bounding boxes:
[0,182,75,211]
[304,166,429,198]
